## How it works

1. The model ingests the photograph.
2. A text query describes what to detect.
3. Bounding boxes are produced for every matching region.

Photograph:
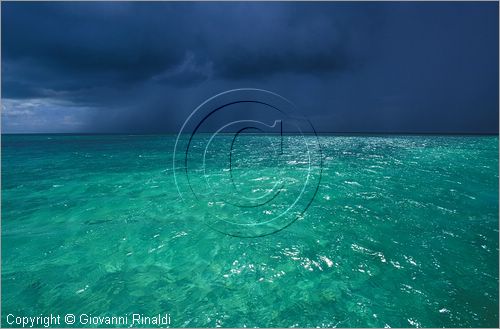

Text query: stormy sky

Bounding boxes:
[2,1,498,134]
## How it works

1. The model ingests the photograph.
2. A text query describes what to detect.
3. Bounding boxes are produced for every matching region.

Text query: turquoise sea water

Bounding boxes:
[2,134,498,328]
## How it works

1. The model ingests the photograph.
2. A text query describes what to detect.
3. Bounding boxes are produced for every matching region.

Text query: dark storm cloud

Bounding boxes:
[3,2,355,91]
[1,2,498,133]
[3,3,186,90]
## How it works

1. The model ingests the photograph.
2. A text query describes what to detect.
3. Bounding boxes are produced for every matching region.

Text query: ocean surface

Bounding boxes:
[2,134,498,328]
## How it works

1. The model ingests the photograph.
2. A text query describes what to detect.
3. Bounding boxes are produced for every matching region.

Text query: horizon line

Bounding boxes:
[1,131,499,136]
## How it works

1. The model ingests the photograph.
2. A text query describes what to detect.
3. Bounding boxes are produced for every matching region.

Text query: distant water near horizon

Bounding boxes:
[2,134,498,327]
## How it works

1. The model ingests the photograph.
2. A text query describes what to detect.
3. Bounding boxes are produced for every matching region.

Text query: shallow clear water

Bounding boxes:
[2,134,498,327]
